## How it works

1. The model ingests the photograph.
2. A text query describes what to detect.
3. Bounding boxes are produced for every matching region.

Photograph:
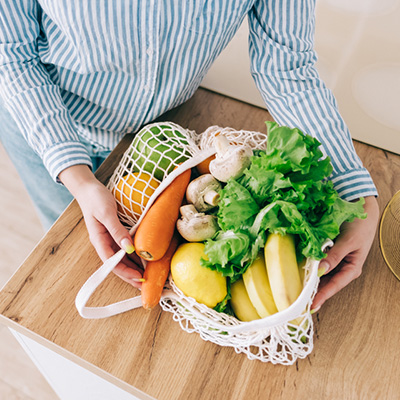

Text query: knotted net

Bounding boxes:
[102,122,324,364]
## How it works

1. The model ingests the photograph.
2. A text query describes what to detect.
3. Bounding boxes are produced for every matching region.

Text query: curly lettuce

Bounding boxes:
[201,121,366,281]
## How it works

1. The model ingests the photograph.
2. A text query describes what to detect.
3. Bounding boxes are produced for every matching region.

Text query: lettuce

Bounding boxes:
[216,180,259,231]
[201,230,251,279]
[203,121,366,280]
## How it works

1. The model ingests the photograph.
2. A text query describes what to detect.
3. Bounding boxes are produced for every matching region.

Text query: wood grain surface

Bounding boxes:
[1,88,400,400]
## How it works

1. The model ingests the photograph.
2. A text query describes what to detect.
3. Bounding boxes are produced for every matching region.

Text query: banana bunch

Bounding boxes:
[230,233,304,322]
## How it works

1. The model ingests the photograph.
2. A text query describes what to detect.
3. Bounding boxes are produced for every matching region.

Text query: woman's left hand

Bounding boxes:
[311,196,380,312]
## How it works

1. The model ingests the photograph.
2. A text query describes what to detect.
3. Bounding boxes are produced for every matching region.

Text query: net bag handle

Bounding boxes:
[75,249,142,319]
[75,149,216,319]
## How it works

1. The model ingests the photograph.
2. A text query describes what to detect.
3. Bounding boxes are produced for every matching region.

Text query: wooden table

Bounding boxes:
[1,89,400,400]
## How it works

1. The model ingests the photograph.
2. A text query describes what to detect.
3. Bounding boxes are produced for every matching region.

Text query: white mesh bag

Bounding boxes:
[108,122,201,227]
[75,122,328,365]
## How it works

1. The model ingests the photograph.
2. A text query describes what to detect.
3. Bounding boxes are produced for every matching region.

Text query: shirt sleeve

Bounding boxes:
[0,1,92,182]
[247,0,378,200]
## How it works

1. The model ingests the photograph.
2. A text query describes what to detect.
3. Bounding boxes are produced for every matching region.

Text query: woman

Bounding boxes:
[0,1,379,311]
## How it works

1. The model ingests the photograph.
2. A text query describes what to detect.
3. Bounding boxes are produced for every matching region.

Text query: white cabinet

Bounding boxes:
[201,3,400,154]
[10,329,153,400]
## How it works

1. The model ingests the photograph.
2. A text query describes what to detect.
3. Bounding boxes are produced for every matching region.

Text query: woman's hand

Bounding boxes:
[312,196,380,312]
[59,165,144,287]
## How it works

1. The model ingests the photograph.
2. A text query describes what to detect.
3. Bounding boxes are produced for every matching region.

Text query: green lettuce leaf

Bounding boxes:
[217,180,259,231]
[201,231,251,279]
[314,197,366,240]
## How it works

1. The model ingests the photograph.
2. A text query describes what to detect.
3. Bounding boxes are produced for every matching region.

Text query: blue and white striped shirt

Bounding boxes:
[0,0,377,200]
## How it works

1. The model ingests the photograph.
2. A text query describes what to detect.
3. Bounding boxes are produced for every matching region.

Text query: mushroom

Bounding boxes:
[186,174,221,212]
[209,135,253,182]
[176,204,219,242]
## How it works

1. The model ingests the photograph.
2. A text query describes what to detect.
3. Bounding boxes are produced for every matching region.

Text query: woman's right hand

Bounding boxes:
[59,164,144,287]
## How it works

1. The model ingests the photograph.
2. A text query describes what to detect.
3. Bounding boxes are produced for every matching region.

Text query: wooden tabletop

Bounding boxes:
[1,89,400,400]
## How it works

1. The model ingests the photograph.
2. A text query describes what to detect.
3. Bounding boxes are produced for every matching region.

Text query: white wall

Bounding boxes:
[200,1,400,154]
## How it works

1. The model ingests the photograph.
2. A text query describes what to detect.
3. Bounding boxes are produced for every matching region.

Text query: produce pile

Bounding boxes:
[112,121,366,322]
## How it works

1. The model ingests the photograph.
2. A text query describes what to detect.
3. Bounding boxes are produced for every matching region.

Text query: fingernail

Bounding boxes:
[121,238,135,254]
[317,260,329,277]
[311,306,321,314]
[131,278,146,283]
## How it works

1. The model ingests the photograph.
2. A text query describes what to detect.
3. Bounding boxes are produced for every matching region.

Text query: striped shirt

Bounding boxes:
[0,0,377,200]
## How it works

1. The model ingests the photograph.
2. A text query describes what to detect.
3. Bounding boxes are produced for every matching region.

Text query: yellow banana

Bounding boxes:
[298,257,306,285]
[264,233,303,312]
[230,278,261,322]
[242,252,278,318]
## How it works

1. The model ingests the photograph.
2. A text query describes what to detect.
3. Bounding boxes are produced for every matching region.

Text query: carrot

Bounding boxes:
[196,155,215,175]
[141,234,179,309]
[134,168,191,261]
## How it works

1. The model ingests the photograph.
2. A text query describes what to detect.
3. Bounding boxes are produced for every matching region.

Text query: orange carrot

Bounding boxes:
[196,155,215,175]
[134,168,191,261]
[141,235,179,309]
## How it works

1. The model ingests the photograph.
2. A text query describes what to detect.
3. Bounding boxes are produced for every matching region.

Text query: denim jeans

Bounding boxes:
[0,99,111,231]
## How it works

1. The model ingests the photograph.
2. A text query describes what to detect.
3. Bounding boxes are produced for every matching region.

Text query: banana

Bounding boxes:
[264,233,303,312]
[298,257,306,285]
[242,252,278,318]
[230,278,261,322]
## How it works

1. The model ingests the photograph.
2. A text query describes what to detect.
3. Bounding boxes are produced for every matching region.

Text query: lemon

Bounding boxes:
[113,171,160,219]
[171,243,227,308]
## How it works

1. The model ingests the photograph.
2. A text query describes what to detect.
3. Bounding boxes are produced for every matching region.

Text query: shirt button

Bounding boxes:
[146,48,153,56]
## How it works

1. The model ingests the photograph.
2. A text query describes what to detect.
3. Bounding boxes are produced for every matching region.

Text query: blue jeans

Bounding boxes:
[0,99,111,231]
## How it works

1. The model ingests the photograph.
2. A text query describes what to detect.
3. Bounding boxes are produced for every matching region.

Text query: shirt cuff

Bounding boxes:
[330,168,378,201]
[42,141,93,183]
